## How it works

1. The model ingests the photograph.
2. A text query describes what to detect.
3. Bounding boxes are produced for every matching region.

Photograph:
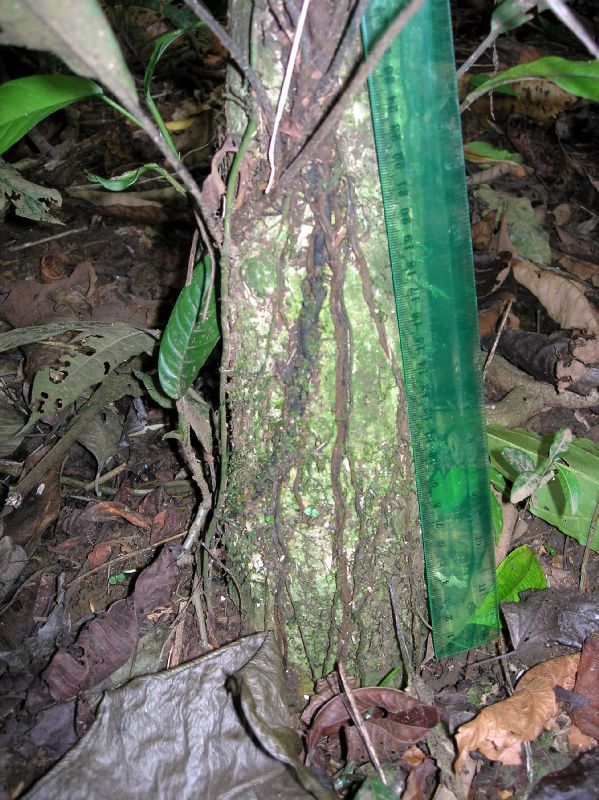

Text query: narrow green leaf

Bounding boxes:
[86,163,185,194]
[555,464,580,516]
[491,492,504,545]
[0,75,103,155]
[502,446,535,474]
[464,141,523,164]
[495,544,547,603]
[489,467,507,493]
[158,259,220,400]
[510,470,541,503]
[468,74,518,96]
[548,427,573,463]
[464,57,599,108]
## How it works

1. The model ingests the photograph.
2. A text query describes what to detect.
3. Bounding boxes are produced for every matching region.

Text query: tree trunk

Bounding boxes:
[222,0,425,686]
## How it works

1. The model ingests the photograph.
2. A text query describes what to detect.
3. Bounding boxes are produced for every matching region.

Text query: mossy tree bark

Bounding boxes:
[221,0,426,686]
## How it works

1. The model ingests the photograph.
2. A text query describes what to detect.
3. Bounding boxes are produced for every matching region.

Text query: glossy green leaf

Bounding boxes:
[464,141,523,164]
[556,463,580,516]
[495,544,547,603]
[0,75,103,155]
[502,446,536,474]
[158,259,220,400]
[468,74,518,96]
[489,467,507,492]
[488,424,599,552]
[465,57,599,108]
[86,163,185,194]
[491,491,504,544]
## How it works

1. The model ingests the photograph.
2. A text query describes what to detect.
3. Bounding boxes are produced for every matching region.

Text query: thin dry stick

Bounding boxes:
[9,226,89,251]
[483,298,513,379]
[580,492,599,591]
[265,0,312,193]
[183,0,273,128]
[337,662,388,786]
[279,0,426,190]
[65,530,186,596]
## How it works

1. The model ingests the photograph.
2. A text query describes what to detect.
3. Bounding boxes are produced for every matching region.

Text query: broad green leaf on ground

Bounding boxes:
[488,425,599,552]
[464,57,599,108]
[87,163,185,194]
[0,159,62,223]
[495,545,547,603]
[0,0,138,109]
[158,259,220,400]
[475,186,551,265]
[0,75,103,155]
[26,324,156,428]
[464,141,523,164]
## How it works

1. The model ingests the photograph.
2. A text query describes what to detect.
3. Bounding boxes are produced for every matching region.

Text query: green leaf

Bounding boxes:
[158,259,220,400]
[488,424,599,552]
[468,74,518,96]
[510,470,541,503]
[491,0,536,34]
[0,158,62,223]
[464,141,523,164]
[489,467,507,492]
[133,371,174,409]
[491,492,504,545]
[0,0,138,109]
[465,57,599,108]
[495,544,547,603]
[555,464,580,516]
[354,777,398,800]
[0,75,103,155]
[86,163,185,194]
[548,427,573,463]
[501,446,536,474]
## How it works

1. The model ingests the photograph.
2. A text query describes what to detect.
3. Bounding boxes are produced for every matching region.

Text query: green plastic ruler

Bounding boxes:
[362,0,500,657]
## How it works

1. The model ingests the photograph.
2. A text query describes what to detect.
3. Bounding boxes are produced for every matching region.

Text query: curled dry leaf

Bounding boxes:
[455,654,580,773]
[512,260,599,335]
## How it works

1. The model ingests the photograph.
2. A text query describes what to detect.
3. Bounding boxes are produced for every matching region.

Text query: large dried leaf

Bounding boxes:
[455,654,580,772]
[26,324,156,426]
[0,0,138,109]
[513,260,599,335]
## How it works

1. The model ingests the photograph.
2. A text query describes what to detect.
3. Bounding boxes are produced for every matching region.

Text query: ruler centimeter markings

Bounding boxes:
[362,0,500,657]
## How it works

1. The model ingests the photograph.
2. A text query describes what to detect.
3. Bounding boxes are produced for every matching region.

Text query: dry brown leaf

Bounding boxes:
[512,260,599,335]
[455,654,580,773]
[556,254,599,288]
